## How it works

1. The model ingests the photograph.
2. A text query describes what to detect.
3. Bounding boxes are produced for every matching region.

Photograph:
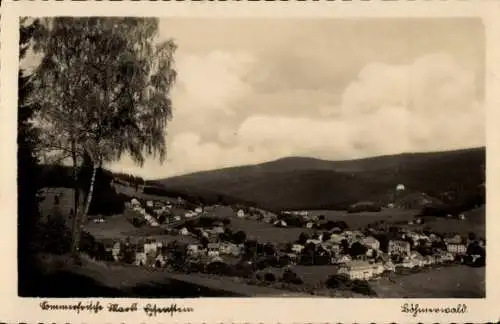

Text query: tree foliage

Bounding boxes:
[30,18,177,253]
[18,18,46,296]
[32,17,177,166]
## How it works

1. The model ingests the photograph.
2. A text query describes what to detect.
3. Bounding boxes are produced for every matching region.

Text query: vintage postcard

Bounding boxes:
[1,0,500,323]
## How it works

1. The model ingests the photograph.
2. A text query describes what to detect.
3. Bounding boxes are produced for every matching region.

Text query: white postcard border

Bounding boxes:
[2,0,500,323]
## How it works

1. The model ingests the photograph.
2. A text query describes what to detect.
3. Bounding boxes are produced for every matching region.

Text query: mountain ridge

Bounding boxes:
[151,147,485,211]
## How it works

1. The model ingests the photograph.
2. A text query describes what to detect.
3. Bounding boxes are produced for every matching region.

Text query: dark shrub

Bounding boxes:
[351,280,377,296]
[232,231,247,245]
[325,274,350,289]
[232,262,254,278]
[35,217,72,255]
[205,261,230,276]
[281,269,303,285]
[263,272,276,282]
[157,214,166,224]
[347,201,382,213]
[131,216,146,228]
[297,232,309,245]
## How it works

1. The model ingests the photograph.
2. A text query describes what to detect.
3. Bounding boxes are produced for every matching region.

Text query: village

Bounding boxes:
[67,181,486,296]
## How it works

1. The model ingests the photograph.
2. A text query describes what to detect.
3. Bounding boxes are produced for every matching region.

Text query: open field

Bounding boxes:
[371,265,485,298]
[40,186,485,246]
[308,208,417,227]
[290,265,340,286]
[36,254,306,297]
[226,217,314,243]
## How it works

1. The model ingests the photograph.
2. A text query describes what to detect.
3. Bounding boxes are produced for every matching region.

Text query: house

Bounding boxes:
[444,234,463,245]
[399,259,417,268]
[337,260,385,280]
[441,252,455,262]
[211,226,225,235]
[306,238,321,245]
[383,260,396,272]
[351,230,364,239]
[236,209,245,218]
[144,241,157,256]
[446,243,467,255]
[134,251,147,266]
[334,255,352,265]
[291,244,304,254]
[409,251,425,267]
[207,243,220,257]
[262,215,274,223]
[321,242,340,254]
[286,253,299,265]
[388,240,411,256]
[112,242,121,261]
[343,230,354,237]
[221,243,241,256]
[154,254,167,268]
[187,244,201,256]
[274,220,287,227]
[429,233,441,242]
[361,236,380,250]
[329,234,344,244]
[180,227,190,236]
[423,255,436,266]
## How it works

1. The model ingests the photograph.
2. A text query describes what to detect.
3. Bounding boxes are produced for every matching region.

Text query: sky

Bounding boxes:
[22,18,486,179]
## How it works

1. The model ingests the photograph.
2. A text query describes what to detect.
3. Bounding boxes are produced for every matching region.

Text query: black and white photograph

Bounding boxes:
[17,16,486,300]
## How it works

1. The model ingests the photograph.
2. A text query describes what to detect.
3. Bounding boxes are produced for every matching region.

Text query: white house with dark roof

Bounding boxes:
[338,260,385,280]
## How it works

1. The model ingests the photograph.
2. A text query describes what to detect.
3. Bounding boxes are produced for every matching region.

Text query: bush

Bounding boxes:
[351,280,377,296]
[263,272,276,282]
[347,202,382,213]
[232,230,247,245]
[325,274,350,289]
[35,218,72,255]
[281,269,304,285]
[131,216,146,228]
[205,261,231,276]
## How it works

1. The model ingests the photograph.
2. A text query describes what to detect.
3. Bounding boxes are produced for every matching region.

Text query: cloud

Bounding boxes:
[109,51,484,179]
[171,50,255,117]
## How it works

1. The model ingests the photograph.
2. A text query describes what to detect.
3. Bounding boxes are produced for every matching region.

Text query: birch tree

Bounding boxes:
[30,18,177,257]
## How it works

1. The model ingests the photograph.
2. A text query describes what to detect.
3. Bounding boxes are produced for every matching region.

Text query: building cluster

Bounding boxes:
[284,227,485,281]
[89,194,485,286]
[126,197,208,227]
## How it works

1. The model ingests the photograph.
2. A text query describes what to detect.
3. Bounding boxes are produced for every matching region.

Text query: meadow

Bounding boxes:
[371,265,485,298]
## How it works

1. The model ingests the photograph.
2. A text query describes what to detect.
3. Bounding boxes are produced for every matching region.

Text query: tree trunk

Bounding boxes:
[73,163,97,254]
[70,146,80,257]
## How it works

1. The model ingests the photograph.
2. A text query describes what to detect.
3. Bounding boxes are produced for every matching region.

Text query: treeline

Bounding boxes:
[143,182,268,210]
[113,172,145,186]
[37,164,128,216]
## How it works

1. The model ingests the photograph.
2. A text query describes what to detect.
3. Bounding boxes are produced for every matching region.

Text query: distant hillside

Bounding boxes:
[152,147,485,211]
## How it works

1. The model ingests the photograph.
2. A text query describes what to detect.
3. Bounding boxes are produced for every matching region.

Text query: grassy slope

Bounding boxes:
[154,147,485,211]
[371,265,485,298]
